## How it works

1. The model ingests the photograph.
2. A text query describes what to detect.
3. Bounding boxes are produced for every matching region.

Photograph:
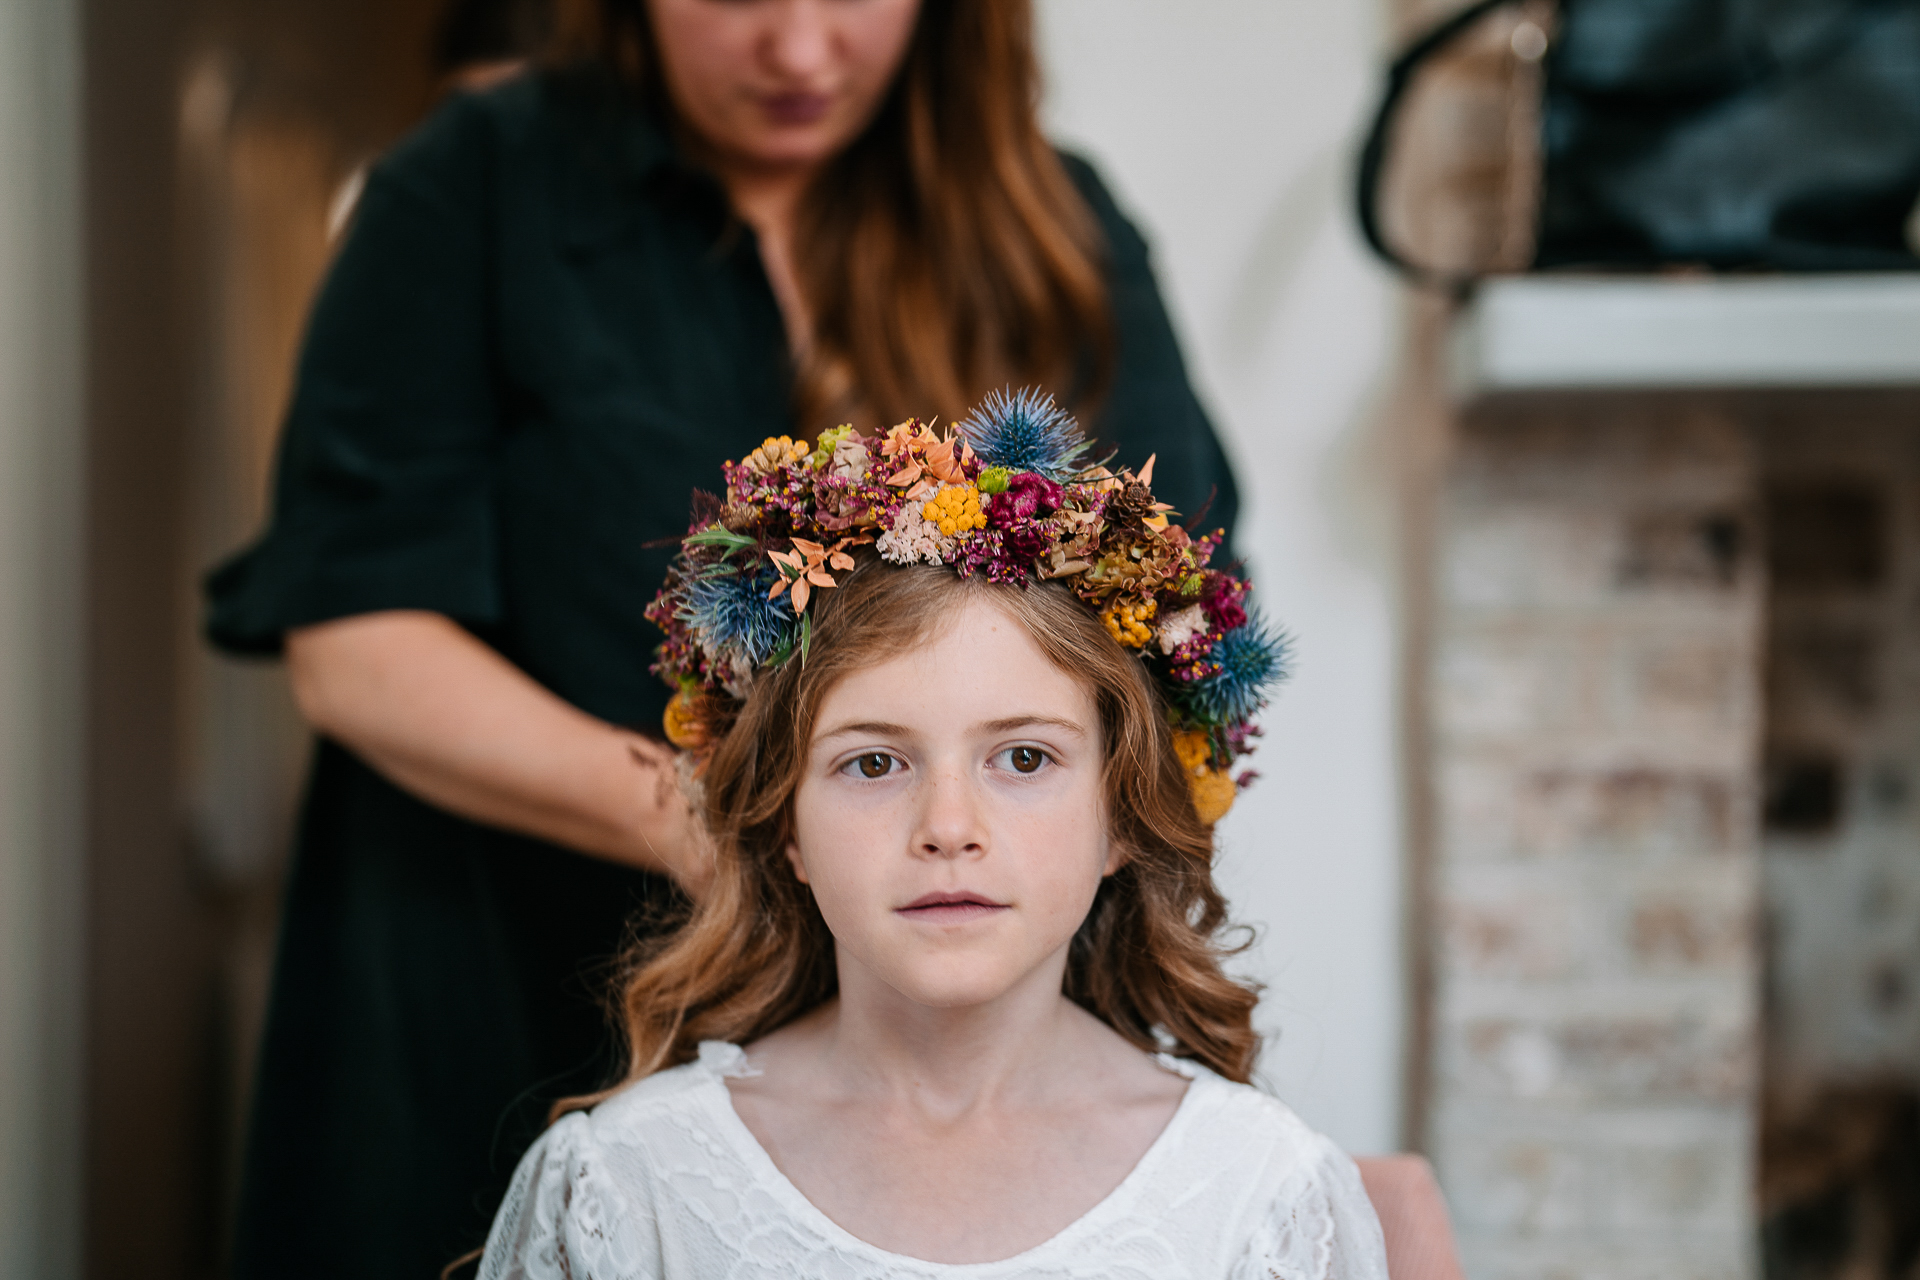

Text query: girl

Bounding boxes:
[477,394,1387,1279]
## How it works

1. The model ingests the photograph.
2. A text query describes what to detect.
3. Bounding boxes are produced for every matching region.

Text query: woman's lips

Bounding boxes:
[897,892,1009,923]
[759,91,832,126]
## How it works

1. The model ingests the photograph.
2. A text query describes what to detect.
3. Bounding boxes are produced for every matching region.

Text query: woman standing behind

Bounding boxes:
[207,1,1240,1277]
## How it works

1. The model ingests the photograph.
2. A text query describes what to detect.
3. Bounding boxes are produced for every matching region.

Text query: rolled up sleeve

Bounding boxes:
[207,95,506,654]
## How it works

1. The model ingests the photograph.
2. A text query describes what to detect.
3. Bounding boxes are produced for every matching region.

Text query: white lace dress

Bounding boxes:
[479,1042,1390,1280]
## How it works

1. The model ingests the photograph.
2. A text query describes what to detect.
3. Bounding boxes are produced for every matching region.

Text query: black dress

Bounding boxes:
[206,70,1240,1279]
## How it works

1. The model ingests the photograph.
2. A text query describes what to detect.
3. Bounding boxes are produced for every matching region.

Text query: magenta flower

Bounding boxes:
[986,472,1064,529]
[1002,524,1051,562]
[1200,573,1248,632]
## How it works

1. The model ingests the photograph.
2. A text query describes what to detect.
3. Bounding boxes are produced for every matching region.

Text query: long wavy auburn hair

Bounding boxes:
[580,559,1263,1110]
[549,0,1113,432]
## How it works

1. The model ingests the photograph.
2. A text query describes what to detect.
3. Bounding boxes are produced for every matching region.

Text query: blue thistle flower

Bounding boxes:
[681,566,796,667]
[1182,618,1291,725]
[957,388,1091,480]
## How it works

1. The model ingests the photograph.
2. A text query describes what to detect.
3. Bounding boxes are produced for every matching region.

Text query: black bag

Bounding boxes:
[1358,0,1920,290]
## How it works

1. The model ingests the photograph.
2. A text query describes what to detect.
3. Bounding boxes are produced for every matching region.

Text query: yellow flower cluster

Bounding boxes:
[663,690,706,750]
[746,435,811,472]
[1172,729,1211,772]
[923,484,986,536]
[1188,771,1238,825]
[1101,596,1157,648]
[1172,729,1236,824]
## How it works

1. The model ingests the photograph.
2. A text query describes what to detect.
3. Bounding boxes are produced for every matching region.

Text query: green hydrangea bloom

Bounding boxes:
[812,425,853,470]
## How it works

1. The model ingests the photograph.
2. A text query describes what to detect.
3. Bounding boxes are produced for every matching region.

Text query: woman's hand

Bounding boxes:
[286,610,712,893]
[627,735,716,898]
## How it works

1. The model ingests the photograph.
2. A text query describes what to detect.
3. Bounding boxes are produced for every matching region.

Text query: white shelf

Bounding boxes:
[1452,274,1920,395]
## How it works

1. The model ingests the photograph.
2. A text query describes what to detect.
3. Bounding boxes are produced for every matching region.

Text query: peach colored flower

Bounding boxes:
[767,536,861,613]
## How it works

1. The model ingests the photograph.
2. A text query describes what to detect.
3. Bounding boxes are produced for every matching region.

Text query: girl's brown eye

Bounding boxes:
[856,753,894,779]
[1008,746,1045,774]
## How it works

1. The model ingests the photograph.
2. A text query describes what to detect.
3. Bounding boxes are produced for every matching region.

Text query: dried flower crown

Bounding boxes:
[646,390,1289,824]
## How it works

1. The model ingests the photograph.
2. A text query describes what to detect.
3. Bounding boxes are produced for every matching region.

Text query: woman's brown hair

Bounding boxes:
[549,0,1113,432]
[584,559,1261,1107]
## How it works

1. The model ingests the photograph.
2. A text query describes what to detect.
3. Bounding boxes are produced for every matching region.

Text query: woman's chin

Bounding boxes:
[716,126,856,176]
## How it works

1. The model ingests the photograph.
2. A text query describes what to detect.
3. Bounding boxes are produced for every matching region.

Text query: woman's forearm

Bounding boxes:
[285,610,708,888]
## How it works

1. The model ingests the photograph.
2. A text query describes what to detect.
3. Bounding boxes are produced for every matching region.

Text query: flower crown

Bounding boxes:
[645,390,1288,824]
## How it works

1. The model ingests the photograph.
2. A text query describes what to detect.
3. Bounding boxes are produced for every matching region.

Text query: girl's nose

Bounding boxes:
[914,763,986,861]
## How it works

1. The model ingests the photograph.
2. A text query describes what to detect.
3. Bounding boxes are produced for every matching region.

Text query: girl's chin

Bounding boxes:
[885,984,1022,1012]
[869,959,1044,1012]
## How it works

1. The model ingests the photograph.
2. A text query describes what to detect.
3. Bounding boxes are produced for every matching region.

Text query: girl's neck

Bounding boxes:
[807,956,1097,1113]
[723,953,1191,1266]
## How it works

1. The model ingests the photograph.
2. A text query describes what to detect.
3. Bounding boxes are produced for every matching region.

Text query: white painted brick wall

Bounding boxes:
[1424,408,1764,1279]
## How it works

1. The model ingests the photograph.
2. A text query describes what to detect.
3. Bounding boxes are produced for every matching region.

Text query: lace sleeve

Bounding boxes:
[1230,1136,1390,1280]
[478,1112,658,1280]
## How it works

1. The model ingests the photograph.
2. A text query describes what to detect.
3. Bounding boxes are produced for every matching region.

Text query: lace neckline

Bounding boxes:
[691,1040,1208,1272]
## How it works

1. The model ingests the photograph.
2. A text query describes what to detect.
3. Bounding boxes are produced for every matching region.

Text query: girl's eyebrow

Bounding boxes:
[814,715,1088,741]
[978,715,1088,737]
[815,719,914,741]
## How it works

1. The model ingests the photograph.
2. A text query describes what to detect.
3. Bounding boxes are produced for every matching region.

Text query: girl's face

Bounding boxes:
[647,0,922,174]
[787,596,1117,1011]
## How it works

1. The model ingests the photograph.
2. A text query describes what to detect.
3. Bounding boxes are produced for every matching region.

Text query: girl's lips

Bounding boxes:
[896,892,1009,923]
[758,91,832,126]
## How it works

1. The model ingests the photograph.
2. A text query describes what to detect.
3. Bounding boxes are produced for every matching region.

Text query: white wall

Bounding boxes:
[1038,0,1407,1153]
[0,0,86,1274]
